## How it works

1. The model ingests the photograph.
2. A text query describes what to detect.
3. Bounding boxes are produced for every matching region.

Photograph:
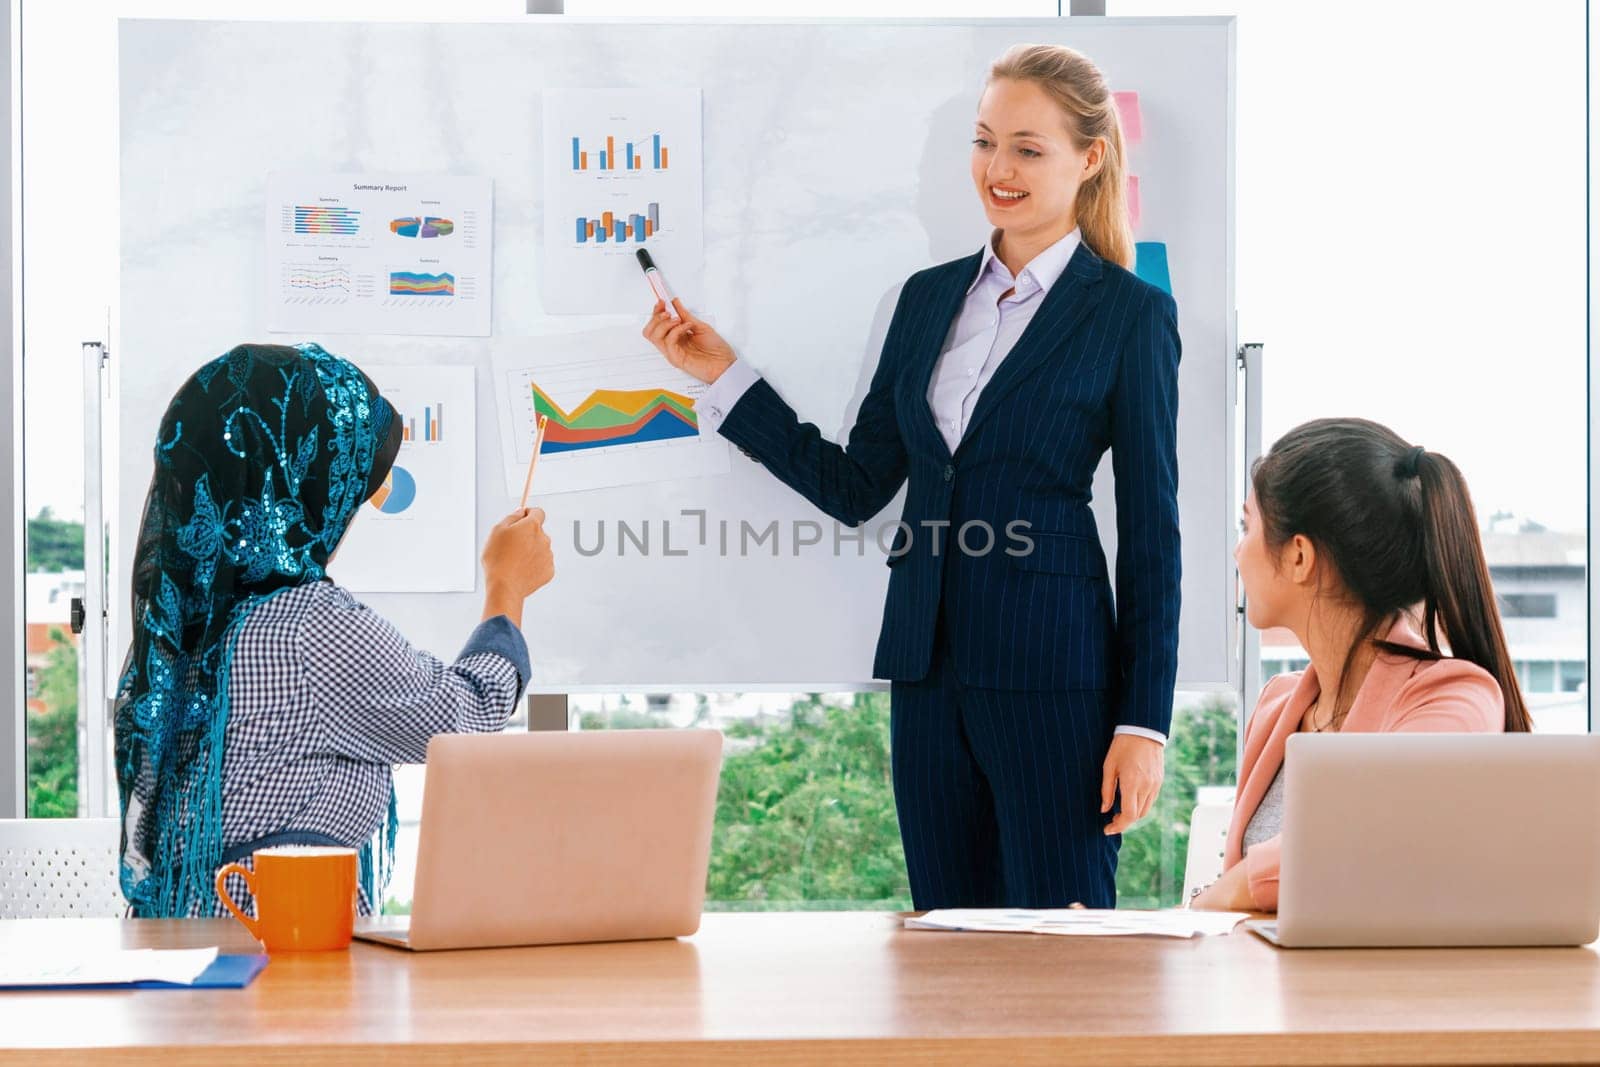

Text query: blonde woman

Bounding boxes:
[643,45,1180,909]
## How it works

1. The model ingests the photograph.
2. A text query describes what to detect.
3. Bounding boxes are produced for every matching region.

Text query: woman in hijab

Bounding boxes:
[114,343,553,918]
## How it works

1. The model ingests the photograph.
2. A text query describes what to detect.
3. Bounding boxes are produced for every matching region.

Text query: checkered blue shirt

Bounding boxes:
[207,581,528,916]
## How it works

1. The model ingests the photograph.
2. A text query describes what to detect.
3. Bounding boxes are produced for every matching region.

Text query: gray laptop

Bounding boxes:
[354,729,721,951]
[1248,733,1600,948]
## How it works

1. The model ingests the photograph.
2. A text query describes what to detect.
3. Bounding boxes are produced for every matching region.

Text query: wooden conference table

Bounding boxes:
[2,911,1598,1065]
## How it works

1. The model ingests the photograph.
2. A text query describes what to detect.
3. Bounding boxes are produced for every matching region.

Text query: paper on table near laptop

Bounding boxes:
[905,909,1250,938]
[0,947,219,988]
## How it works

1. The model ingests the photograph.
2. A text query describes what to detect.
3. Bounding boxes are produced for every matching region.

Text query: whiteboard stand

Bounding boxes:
[77,341,112,819]
[1237,341,1264,758]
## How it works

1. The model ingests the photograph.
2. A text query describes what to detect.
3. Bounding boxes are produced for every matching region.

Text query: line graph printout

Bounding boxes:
[494,328,729,497]
[331,364,477,593]
[265,173,492,336]
[542,90,703,315]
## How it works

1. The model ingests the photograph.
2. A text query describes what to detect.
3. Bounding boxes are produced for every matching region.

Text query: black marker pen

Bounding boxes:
[636,249,681,321]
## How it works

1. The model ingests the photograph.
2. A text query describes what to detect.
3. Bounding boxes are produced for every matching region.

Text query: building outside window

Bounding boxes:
[1500,594,1559,619]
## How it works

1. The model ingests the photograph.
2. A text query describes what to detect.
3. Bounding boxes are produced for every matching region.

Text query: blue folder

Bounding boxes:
[132,953,269,989]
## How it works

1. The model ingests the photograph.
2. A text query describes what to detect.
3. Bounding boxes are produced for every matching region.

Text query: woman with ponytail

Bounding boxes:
[642,45,1180,909]
[1191,418,1527,912]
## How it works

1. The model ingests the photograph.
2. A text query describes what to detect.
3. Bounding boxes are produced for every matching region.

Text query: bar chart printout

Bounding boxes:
[576,203,661,244]
[570,131,671,171]
[294,205,361,234]
[494,329,729,496]
[399,401,446,443]
[542,89,704,314]
[265,172,493,336]
[331,365,476,593]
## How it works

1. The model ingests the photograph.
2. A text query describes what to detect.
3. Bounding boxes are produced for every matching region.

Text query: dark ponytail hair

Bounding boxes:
[1251,418,1530,732]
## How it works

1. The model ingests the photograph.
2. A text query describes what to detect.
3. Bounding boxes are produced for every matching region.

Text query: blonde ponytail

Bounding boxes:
[988,44,1135,270]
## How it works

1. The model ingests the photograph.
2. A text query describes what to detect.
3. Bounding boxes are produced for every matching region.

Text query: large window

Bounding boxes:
[19,2,1587,919]
[1120,0,1588,736]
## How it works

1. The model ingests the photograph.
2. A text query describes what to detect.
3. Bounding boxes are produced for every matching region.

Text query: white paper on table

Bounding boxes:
[0,947,219,987]
[904,909,1250,939]
[331,365,478,593]
[540,89,704,315]
[264,172,493,337]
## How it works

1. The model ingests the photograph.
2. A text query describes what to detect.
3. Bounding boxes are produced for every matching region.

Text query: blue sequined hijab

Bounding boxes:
[114,343,400,917]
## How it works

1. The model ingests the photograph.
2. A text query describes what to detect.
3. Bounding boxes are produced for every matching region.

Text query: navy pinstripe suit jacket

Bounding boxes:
[718,240,1181,734]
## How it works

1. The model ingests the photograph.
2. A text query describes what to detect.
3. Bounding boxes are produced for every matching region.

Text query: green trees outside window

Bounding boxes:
[27,629,78,818]
[588,691,1238,911]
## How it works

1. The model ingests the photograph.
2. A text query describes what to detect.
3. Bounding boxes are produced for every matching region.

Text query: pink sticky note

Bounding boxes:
[1114,90,1143,144]
[1127,174,1141,230]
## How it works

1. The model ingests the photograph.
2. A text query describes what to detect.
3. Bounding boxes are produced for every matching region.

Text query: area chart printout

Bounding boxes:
[542,89,704,315]
[494,328,729,496]
[331,365,477,593]
[265,173,492,337]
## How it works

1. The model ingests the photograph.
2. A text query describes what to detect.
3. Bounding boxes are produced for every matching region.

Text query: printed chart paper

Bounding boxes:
[0,948,219,988]
[265,173,492,337]
[905,909,1250,939]
[493,328,729,497]
[333,365,477,593]
[541,89,704,315]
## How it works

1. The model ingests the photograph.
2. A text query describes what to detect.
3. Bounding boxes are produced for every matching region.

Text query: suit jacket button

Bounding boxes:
[943,464,955,482]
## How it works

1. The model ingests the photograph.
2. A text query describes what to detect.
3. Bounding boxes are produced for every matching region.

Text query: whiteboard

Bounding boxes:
[117,16,1236,692]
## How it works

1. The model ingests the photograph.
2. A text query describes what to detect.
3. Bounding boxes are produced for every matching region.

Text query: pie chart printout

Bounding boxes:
[370,465,417,515]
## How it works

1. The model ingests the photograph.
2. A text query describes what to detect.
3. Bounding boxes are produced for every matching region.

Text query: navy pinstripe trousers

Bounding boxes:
[891,623,1118,910]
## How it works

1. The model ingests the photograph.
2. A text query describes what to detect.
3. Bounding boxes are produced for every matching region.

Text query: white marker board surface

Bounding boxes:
[118,16,1235,692]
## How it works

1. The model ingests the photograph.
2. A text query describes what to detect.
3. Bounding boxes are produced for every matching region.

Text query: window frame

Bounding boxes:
[2,0,21,820]
[1589,0,1598,735]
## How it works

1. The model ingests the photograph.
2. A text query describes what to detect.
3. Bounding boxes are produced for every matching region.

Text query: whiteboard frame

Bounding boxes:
[1588,0,1597,736]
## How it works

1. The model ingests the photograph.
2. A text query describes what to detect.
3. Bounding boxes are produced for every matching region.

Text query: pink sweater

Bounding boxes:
[1224,617,1506,910]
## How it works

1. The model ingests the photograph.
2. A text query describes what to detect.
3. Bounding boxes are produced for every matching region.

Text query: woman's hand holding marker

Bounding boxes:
[635,249,736,383]
[642,297,738,385]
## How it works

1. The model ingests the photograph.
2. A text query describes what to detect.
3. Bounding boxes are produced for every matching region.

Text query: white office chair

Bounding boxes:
[0,818,128,918]
[1181,797,1235,904]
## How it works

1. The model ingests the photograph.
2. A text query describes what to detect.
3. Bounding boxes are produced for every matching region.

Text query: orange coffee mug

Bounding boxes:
[215,845,358,952]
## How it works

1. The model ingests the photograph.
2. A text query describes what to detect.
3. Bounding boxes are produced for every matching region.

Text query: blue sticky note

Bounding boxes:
[1134,241,1171,295]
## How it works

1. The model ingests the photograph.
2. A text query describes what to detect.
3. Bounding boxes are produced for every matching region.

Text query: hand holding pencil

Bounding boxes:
[480,416,556,621]
[480,504,553,627]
